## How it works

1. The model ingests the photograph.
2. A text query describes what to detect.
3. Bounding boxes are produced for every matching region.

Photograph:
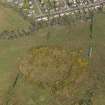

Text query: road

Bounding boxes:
[34,0,105,22]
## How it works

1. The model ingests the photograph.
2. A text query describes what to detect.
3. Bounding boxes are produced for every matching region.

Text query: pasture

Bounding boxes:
[0,2,105,105]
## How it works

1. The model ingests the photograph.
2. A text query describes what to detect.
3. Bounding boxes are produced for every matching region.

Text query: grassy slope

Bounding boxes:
[0,3,31,32]
[0,6,105,104]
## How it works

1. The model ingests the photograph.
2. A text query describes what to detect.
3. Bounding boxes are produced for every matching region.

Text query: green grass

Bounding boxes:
[0,3,31,32]
[0,10,105,105]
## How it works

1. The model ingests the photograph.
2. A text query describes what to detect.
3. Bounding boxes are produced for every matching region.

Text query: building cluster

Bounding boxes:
[6,0,104,20]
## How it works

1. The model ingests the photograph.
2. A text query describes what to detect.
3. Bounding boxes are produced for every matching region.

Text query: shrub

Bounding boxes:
[19,46,88,90]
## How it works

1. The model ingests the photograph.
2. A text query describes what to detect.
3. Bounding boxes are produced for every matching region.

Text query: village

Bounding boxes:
[6,0,105,22]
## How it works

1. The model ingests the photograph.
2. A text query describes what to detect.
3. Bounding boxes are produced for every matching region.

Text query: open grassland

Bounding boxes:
[0,3,105,104]
[0,3,31,32]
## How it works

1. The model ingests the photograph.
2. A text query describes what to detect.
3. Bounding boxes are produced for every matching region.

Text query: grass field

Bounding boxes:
[0,3,105,105]
[0,3,31,32]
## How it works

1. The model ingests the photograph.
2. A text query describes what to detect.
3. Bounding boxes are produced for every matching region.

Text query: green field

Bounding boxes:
[0,3,31,32]
[0,2,105,105]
